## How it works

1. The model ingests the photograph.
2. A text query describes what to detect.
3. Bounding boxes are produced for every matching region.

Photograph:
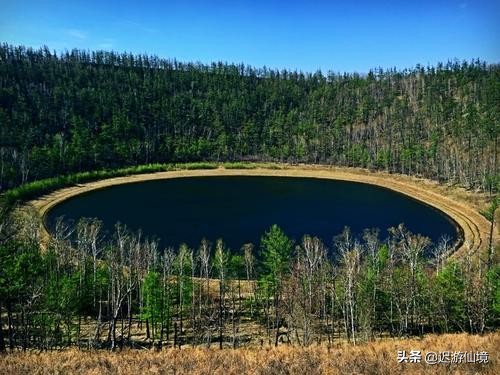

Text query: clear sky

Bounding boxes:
[1,0,499,73]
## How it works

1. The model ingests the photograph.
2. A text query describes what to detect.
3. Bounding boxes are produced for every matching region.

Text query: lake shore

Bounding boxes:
[27,164,493,258]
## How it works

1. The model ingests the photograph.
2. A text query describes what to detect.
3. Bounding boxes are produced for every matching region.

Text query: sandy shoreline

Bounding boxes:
[27,165,493,258]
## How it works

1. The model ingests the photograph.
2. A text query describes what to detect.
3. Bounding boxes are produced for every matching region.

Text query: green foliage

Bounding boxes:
[481,196,498,223]
[0,217,498,350]
[141,271,163,339]
[175,243,193,307]
[259,225,293,292]
[433,262,466,331]
[489,264,500,327]
[176,162,218,170]
[376,245,389,268]
[0,44,497,195]
[224,162,258,169]
[5,242,45,300]
[229,254,245,278]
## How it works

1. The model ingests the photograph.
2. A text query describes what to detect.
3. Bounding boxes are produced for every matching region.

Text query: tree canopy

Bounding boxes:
[0,44,498,192]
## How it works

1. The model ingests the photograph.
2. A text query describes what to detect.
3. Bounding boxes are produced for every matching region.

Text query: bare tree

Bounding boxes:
[50,217,75,271]
[296,235,326,345]
[17,206,41,248]
[190,248,196,347]
[175,243,192,348]
[362,228,381,339]
[160,247,175,348]
[199,238,212,307]
[197,239,212,345]
[363,228,380,259]
[433,234,451,274]
[77,218,102,307]
[335,227,364,344]
[214,239,229,349]
[242,243,255,316]
[106,227,136,350]
[339,240,361,345]
[389,224,430,335]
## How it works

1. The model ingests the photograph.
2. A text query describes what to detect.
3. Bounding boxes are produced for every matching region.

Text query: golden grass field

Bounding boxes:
[1,333,498,375]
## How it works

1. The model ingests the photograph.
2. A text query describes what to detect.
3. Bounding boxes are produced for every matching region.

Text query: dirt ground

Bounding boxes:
[27,165,495,259]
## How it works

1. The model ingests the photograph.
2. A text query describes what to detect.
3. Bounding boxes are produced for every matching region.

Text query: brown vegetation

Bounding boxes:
[0,333,498,375]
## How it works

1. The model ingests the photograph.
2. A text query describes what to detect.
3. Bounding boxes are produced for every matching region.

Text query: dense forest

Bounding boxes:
[0,44,498,352]
[0,44,498,192]
[0,210,498,351]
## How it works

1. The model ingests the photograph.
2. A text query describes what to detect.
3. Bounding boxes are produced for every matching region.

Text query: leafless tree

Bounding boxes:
[389,224,430,335]
[49,217,74,270]
[214,239,228,349]
[433,234,451,274]
[159,247,175,347]
[243,243,255,316]
[361,228,381,339]
[77,218,102,307]
[105,227,136,350]
[296,235,326,345]
[363,228,380,259]
[17,206,41,248]
[335,227,361,344]
[198,240,211,310]
[339,241,361,345]
[175,243,191,347]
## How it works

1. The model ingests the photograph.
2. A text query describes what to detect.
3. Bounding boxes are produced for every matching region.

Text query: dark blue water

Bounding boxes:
[46,176,459,251]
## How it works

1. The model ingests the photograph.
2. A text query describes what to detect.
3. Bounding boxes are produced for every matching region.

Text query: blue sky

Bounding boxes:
[1,0,499,73]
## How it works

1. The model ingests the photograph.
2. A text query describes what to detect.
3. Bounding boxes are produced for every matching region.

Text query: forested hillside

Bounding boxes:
[0,44,498,192]
[0,213,498,351]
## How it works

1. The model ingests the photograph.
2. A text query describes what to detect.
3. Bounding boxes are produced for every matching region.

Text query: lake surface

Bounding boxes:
[46,176,458,251]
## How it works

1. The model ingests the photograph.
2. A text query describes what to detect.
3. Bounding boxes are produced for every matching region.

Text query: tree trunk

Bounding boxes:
[110,317,117,351]
[7,302,14,350]
[274,289,280,347]
[0,301,5,352]
[219,281,223,350]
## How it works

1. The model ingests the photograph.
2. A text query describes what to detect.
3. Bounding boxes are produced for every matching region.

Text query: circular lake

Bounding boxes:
[46,176,459,251]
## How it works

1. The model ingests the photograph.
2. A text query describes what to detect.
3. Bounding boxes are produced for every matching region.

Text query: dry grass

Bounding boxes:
[1,333,498,374]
